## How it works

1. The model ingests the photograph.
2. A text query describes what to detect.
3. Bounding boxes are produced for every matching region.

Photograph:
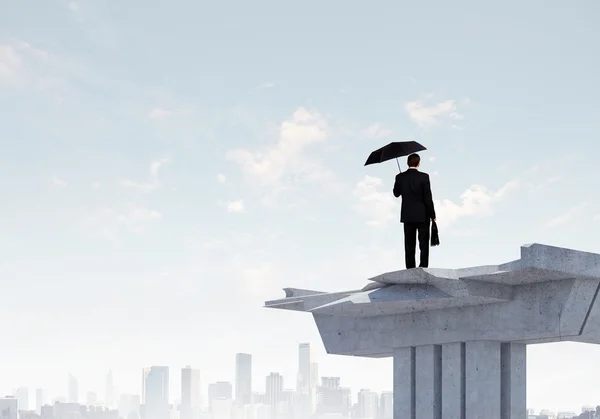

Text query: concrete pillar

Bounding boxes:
[415,345,442,419]
[393,346,415,419]
[392,341,526,419]
[501,343,527,419]
[441,342,464,419]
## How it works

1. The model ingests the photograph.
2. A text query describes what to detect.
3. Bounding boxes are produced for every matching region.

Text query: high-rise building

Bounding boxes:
[379,392,392,419]
[357,390,378,419]
[68,374,79,403]
[145,366,170,419]
[36,389,45,414]
[265,373,283,406]
[310,362,318,410]
[208,382,232,412]
[142,368,151,405]
[235,353,252,406]
[181,365,201,419]
[0,397,18,419]
[106,370,115,408]
[297,343,317,414]
[13,388,28,411]
[277,390,295,419]
[316,377,351,417]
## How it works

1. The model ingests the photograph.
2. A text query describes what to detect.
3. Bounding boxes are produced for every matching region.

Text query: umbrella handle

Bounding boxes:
[396,158,401,172]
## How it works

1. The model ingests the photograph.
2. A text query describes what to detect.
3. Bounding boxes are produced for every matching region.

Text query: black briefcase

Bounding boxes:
[431,221,440,247]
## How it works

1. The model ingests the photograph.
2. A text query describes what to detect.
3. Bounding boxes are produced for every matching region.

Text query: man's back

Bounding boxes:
[393,169,436,223]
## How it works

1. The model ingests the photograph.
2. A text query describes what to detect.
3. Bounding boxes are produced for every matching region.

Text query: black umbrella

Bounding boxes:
[364,141,427,171]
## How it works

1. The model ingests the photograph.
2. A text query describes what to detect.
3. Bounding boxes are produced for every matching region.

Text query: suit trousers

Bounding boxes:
[403,221,430,269]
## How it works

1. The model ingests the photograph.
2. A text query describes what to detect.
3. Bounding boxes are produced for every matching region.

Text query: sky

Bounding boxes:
[1,0,600,413]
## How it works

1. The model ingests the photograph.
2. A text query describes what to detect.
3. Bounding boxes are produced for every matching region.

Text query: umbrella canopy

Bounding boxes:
[364,141,427,166]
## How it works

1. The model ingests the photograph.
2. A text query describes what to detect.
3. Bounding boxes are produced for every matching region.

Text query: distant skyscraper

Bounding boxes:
[145,366,170,419]
[68,374,79,403]
[316,377,351,416]
[207,382,232,412]
[141,368,151,404]
[310,362,318,408]
[106,370,115,408]
[357,389,378,419]
[235,353,252,406]
[13,388,28,411]
[0,397,18,419]
[35,389,45,414]
[379,392,393,419]
[297,343,317,414]
[265,373,283,406]
[181,365,201,419]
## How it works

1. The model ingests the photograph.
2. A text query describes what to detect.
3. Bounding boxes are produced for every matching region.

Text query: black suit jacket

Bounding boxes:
[393,168,436,223]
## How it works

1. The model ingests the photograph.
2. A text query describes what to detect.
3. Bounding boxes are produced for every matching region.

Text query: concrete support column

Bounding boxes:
[501,342,527,419]
[393,341,526,419]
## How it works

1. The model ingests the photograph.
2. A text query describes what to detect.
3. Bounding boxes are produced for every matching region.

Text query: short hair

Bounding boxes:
[407,153,420,167]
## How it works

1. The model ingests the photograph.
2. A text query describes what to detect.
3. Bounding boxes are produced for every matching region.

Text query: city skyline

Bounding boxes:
[4,343,600,414]
[5,367,600,418]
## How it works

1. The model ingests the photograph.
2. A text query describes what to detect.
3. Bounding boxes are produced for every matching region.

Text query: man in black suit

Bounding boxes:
[393,153,436,269]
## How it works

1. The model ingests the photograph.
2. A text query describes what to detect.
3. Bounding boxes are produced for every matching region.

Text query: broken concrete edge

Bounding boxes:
[265,243,600,306]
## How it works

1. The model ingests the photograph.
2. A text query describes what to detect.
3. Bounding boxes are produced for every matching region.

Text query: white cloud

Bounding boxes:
[434,180,519,228]
[0,42,55,88]
[0,41,65,103]
[0,45,22,85]
[546,203,588,228]
[149,158,169,177]
[353,174,519,229]
[80,205,162,243]
[404,94,466,129]
[216,173,226,183]
[227,200,245,213]
[92,181,101,189]
[227,107,327,185]
[226,107,338,208]
[353,175,396,226]
[528,176,562,193]
[52,175,67,188]
[362,123,391,139]
[119,158,170,193]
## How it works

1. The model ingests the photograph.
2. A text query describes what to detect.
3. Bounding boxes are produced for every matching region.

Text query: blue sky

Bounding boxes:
[1,0,600,413]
